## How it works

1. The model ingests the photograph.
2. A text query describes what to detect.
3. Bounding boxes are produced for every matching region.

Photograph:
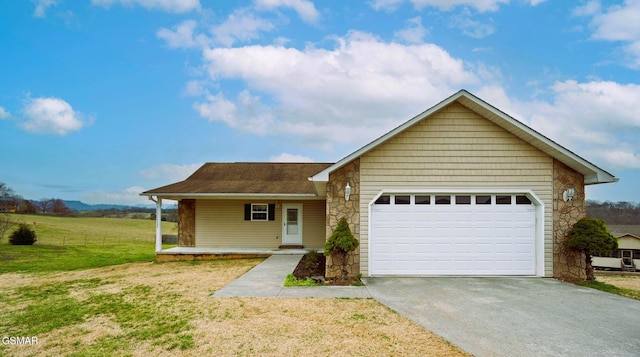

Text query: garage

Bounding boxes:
[370,193,537,276]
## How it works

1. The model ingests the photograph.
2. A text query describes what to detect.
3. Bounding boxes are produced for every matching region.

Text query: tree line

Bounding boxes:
[0,182,176,221]
[1,183,71,215]
[586,200,640,225]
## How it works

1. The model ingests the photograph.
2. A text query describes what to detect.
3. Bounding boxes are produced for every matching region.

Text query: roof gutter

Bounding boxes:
[139,192,324,200]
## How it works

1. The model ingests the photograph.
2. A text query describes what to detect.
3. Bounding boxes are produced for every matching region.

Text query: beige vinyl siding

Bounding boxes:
[359,102,554,276]
[619,236,640,250]
[300,200,327,248]
[195,199,326,249]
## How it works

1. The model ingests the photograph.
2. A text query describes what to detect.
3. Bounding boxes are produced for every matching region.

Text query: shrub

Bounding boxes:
[325,217,359,280]
[9,223,37,245]
[324,218,359,257]
[565,217,617,282]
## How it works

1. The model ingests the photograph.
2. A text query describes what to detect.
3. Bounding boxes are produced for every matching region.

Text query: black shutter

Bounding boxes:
[268,204,276,221]
[244,204,251,220]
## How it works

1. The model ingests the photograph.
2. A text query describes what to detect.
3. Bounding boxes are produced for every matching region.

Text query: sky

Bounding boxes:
[0,0,639,206]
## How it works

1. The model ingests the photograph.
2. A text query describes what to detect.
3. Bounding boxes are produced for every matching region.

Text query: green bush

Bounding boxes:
[325,217,359,280]
[324,218,359,257]
[9,223,37,245]
[565,217,617,282]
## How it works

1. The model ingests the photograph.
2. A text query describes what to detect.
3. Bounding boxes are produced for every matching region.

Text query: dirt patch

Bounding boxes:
[291,252,362,286]
[291,252,325,279]
[1,259,469,357]
[597,273,640,291]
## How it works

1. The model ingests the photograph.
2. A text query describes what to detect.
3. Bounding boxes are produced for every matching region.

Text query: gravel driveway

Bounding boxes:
[364,277,640,357]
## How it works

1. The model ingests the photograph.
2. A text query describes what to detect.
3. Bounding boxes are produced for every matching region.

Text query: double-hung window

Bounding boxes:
[251,204,268,221]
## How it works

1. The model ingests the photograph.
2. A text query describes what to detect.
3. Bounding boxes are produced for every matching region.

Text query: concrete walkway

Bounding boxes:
[212,255,372,298]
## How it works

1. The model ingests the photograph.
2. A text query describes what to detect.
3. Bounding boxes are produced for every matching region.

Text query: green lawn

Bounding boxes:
[0,214,175,273]
[578,280,640,301]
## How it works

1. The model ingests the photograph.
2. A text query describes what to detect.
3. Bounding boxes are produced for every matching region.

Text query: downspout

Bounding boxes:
[148,196,162,253]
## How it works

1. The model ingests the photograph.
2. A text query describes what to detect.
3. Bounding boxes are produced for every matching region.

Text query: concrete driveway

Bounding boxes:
[364,277,640,357]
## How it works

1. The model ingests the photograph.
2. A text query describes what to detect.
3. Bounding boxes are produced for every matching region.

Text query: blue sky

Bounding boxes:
[1,0,639,205]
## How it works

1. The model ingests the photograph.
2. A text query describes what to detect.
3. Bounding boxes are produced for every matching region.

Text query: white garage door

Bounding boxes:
[370,193,536,276]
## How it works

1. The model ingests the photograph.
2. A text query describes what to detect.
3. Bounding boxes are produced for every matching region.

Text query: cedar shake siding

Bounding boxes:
[358,102,554,276]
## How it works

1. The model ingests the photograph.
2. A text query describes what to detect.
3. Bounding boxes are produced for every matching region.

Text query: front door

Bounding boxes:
[622,250,633,265]
[282,204,303,245]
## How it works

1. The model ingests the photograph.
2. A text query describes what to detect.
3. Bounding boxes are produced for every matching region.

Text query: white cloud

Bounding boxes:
[194,90,277,136]
[193,92,239,128]
[449,9,496,38]
[211,8,276,47]
[576,0,640,68]
[590,1,640,41]
[183,80,209,96]
[572,0,601,17]
[521,80,640,170]
[197,31,479,148]
[32,0,57,18]
[157,9,277,48]
[600,149,640,170]
[157,20,206,48]
[91,0,200,13]
[394,16,428,44]
[373,0,510,12]
[254,0,320,23]
[370,0,405,12]
[0,106,10,119]
[21,97,90,135]
[80,186,157,206]
[139,163,203,182]
[268,153,315,162]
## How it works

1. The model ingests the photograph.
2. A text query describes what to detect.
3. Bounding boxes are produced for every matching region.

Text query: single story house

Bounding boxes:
[142,90,617,282]
[593,231,640,271]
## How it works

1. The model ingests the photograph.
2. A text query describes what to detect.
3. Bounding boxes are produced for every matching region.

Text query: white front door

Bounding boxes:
[282,204,303,245]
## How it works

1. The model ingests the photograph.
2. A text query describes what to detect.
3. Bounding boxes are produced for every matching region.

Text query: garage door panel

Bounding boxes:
[371,193,536,276]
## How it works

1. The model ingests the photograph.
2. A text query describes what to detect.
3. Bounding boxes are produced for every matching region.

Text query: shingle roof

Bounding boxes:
[142,162,333,197]
[608,225,640,238]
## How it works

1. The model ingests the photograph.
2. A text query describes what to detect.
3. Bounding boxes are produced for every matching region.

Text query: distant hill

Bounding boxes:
[587,200,640,225]
[63,200,157,211]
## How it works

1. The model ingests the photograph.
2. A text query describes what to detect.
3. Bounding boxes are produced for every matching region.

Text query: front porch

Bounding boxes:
[156,246,322,262]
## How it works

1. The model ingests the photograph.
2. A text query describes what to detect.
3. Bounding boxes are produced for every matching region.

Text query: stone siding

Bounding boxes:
[325,159,360,278]
[178,199,196,247]
[553,159,586,282]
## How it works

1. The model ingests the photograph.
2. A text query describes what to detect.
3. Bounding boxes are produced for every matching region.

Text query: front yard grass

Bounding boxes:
[284,273,319,286]
[0,215,468,355]
[583,273,640,301]
[0,259,470,356]
[0,214,174,273]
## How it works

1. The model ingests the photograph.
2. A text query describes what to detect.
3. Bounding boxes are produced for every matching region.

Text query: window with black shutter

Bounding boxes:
[244,203,275,221]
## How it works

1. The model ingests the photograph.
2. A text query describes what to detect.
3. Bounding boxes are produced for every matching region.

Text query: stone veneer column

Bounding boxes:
[178,199,196,247]
[553,160,586,282]
[325,159,360,278]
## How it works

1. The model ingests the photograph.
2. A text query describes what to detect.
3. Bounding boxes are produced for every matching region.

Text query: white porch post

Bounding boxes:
[149,196,163,253]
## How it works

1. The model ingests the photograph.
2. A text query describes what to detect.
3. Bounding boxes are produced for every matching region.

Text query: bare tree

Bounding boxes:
[18,200,37,214]
[51,199,71,216]
[38,198,54,214]
[0,183,19,213]
[0,183,15,198]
